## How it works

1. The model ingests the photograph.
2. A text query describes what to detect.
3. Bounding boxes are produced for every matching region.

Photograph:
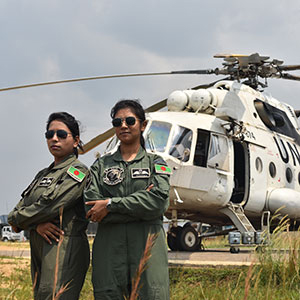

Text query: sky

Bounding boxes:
[1,0,300,215]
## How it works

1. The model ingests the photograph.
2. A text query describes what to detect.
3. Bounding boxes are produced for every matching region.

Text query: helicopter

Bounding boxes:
[3,53,300,253]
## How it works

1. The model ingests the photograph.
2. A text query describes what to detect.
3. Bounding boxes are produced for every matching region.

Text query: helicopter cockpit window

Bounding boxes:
[169,125,192,162]
[254,99,300,144]
[145,121,171,153]
[207,134,229,170]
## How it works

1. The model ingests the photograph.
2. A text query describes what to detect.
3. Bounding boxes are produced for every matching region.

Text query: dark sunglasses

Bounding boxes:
[112,116,137,127]
[45,129,71,139]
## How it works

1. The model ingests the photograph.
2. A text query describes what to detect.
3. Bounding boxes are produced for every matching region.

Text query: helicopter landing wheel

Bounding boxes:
[230,246,240,254]
[167,226,183,251]
[178,225,199,252]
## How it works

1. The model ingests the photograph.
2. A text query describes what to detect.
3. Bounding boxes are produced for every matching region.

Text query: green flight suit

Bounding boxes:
[84,147,170,300]
[8,154,90,300]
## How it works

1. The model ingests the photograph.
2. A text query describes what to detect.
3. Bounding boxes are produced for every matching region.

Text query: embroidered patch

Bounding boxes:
[131,168,150,178]
[38,177,54,187]
[67,166,86,182]
[154,164,172,175]
[103,167,124,185]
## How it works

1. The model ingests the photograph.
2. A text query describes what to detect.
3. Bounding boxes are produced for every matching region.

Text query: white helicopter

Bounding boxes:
[3,53,300,253]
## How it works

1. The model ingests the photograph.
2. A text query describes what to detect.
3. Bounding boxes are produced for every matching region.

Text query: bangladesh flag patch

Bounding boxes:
[155,164,172,175]
[67,166,86,182]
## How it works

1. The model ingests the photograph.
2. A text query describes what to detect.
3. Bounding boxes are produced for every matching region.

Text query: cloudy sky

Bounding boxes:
[1,0,300,215]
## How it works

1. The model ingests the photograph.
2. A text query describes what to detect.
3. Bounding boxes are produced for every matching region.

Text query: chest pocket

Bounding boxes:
[39,175,65,201]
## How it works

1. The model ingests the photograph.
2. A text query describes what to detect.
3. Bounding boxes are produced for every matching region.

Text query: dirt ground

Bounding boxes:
[0,257,30,277]
[0,243,30,279]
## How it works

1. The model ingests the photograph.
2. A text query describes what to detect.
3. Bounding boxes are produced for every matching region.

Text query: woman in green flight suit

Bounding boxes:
[8,112,90,300]
[84,100,170,300]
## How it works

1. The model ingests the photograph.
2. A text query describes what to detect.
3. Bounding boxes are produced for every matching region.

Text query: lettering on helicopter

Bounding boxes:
[274,136,300,166]
[244,130,256,140]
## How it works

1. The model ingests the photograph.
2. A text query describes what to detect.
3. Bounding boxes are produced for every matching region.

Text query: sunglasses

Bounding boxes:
[45,130,72,139]
[112,116,138,127]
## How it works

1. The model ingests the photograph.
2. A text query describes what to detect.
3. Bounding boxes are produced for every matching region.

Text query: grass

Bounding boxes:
[201,236,228,249]
[0,256,300,300]
[2,262,299,300]
[2,218,300,299]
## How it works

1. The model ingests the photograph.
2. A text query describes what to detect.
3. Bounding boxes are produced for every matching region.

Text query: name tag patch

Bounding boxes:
[131,168,150,178]
[103,167,124,185]
[38,177,54,187]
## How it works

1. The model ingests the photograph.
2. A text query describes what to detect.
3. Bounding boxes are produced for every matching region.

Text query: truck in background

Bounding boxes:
[1,225,27,242]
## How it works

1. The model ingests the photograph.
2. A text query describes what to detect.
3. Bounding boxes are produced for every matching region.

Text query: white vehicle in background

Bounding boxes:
[1,225,27,242]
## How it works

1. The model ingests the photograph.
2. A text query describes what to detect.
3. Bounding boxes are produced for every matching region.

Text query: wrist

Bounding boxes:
[106,198,112,211]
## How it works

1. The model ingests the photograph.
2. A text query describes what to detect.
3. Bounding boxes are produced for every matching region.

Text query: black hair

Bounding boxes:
[46,112,83,157]
[110,99,146,148]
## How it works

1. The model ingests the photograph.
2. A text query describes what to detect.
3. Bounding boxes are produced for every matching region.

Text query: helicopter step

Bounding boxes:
[219,202,266,253]
[219,202,256,234]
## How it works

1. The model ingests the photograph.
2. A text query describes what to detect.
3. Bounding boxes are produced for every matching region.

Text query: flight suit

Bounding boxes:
[84,147,170,300]
[8,154,90,300]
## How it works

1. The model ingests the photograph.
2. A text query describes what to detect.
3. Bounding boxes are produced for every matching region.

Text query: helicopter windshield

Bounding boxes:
[145,121,171,152]
[169,125,192,162]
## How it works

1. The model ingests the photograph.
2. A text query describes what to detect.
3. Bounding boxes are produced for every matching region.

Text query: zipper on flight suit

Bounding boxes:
[124,161,130,195]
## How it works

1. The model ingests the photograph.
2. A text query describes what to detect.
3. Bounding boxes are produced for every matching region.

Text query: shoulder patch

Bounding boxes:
[154,164,172,175]
[67,166,86,182]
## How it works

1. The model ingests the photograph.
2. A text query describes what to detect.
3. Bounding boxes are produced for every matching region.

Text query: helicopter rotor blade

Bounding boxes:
[0,72,174,92]
[277,65,300,71]
[80,127,115,154]
[145,99,167,113]
[0,69,217,92]
[279,73,300,81]
[214,53,249,58]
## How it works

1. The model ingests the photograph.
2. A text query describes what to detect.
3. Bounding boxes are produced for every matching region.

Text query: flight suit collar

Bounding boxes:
[48,154,77,170]
[113,146,146,162]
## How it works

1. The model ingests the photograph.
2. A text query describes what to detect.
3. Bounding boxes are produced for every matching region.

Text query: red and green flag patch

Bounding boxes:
[67,166,86,182]
[155,164,172,175]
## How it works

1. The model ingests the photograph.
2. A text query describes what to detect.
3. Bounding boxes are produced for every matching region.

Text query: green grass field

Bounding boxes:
[1,260,300,300]
[1,219,300,299]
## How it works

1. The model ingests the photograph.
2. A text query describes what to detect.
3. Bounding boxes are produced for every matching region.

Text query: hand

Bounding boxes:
[86,199,109,223]
[146,184,154,191]
[36,222,64,245]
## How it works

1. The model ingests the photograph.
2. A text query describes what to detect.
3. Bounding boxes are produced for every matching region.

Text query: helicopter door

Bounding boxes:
[207,134,230,171]
[230,141,249,204]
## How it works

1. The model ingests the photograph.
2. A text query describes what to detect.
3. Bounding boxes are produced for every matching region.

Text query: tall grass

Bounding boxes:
[129,234,157,300]
[2,217,300,299]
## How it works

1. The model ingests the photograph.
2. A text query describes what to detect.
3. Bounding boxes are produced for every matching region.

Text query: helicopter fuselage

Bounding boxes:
[144,80,300,229]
